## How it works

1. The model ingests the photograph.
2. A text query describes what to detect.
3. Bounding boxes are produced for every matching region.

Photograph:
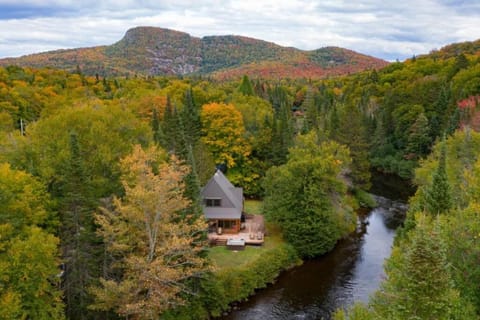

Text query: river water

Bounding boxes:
[222,193,409,320]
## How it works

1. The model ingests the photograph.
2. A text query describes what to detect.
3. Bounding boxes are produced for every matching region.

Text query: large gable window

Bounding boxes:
[205,198,221,207]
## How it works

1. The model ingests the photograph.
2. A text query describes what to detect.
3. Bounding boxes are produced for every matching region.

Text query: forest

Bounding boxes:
[1,38,480,319]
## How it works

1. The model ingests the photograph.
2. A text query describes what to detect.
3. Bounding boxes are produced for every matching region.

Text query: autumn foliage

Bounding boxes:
[200,102,250,168]
[92,145,209,319]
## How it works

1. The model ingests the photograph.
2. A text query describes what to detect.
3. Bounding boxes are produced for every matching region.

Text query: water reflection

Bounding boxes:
[222,197,406,320]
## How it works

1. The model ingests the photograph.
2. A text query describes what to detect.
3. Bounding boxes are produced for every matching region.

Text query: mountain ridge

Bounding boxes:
[0,26,388,79]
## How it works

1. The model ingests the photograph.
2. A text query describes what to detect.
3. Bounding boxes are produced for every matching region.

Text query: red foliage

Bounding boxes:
[458,95,480,131]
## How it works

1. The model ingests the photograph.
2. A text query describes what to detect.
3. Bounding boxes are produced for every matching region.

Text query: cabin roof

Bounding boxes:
[201,169,243,220]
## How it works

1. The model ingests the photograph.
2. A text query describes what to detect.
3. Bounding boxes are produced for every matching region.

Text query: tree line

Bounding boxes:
[0,43,479,318]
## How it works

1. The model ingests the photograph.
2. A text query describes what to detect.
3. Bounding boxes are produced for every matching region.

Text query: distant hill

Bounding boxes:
[0,26,388,79]
[425,39,480,60]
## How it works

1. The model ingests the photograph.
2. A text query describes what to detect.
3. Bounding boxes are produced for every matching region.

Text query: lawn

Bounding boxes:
[208,222,284,269]
[244,199,263,215]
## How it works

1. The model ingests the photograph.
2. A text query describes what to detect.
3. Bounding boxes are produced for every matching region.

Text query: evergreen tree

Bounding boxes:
[431,84,451,138]
[162,96,182,154]
[60,132,99,319]
[336,103,371,190]
[182,143,203,218]
[151,108,166,147]
[372,217,472,319]
[270,102,294,165]
[264,132,355,258]
[423,140,452,215]
[303,87,318,131]
[328,104,340,138]
[238,75,254,96]
[406,112,431,158]
[181,87,201,147]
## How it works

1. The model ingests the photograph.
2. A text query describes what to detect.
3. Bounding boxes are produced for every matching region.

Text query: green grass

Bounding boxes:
[208,222,284,269]
[244,199,263,215]
[208,246,264,269]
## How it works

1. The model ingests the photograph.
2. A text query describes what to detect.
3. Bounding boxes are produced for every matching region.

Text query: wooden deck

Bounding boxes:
[209,214,265,245]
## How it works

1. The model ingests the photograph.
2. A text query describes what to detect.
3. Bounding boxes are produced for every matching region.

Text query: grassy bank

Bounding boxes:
[164,221,301,319]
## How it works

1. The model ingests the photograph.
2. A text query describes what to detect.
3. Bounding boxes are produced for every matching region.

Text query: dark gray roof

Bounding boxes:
[201,170,243,220]
[204,207,241,220]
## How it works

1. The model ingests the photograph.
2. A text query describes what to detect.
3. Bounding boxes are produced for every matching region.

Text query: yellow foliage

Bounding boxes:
[200,102,251,168]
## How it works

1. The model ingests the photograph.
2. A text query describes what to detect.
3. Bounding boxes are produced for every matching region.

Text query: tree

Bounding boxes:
[302,87,318,131]
[336,103,371,190]
[181,87,201,148]
[238,75,254,96]
[371,216,473,319]
[440,203,480,312]
[91,145,210,319]
[0,163,64,319]
[200,102,250,168]
[423,140,452,215]
[9,103,152,318]
[60,132,98,319]
[151,108,166,147]
[263,132,355,257]
[406,112,431,158]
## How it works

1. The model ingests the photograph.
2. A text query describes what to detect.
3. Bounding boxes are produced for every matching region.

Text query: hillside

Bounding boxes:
[0,26,388,79]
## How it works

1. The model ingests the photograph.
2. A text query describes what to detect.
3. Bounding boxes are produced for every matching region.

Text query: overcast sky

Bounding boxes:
[0,0,479,61]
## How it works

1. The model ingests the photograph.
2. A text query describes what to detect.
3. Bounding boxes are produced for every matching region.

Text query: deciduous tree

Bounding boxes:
[0,163,64,319]
[91,145,210,319]
[263,131,355,258]
[200,102,250,168]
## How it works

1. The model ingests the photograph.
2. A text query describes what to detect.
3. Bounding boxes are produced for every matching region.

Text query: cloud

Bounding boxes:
[0,0,479,61]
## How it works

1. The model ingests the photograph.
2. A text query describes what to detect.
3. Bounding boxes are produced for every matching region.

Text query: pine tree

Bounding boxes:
[406,113,431,158]
[162,96,181,153]
[336,103,371,190]
[181,87,201,147]
[61,132,99,319]
[423,140,452,215]
[182,144,203,218]
[372,217,471,319]
[238,75,254,96]
[151,108,166,147]
[303,87,318,131]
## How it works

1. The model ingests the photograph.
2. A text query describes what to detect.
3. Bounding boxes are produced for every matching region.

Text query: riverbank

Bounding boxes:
[162,220,301,319]
[164,191,407,320]
[222,197,407,319]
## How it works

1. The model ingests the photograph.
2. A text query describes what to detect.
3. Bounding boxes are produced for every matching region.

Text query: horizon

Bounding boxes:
[0,1,479,61]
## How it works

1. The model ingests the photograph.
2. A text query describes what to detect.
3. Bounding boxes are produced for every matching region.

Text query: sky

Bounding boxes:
[0,0,479,61]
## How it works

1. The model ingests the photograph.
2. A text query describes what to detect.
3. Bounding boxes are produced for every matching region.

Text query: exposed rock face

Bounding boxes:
[0,26,389,79]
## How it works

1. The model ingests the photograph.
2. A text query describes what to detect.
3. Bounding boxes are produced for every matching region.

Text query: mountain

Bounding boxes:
[0,26,388,79]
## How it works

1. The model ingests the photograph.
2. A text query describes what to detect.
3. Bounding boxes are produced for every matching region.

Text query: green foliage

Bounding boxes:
[335,103,371,189]
[0,37,479,317]
[372,215,474,320]
[423,140,452,215]
[16,103,151,198]
[0,164,64,319]
[60,132,99,319]
[352,188,377,208]
[263,131,356,257]
[439,203,480,312]
[410,128,480,213]
[164,234,300,319]
[238,75,254,96]
[244,199,263,215]
[333,303,375,320]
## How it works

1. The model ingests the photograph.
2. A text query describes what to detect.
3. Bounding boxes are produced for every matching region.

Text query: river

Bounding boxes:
[222,173,411,320]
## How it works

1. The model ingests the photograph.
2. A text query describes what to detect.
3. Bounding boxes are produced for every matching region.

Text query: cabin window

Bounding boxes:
[205,198,221,207]
[219,220,236,230]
